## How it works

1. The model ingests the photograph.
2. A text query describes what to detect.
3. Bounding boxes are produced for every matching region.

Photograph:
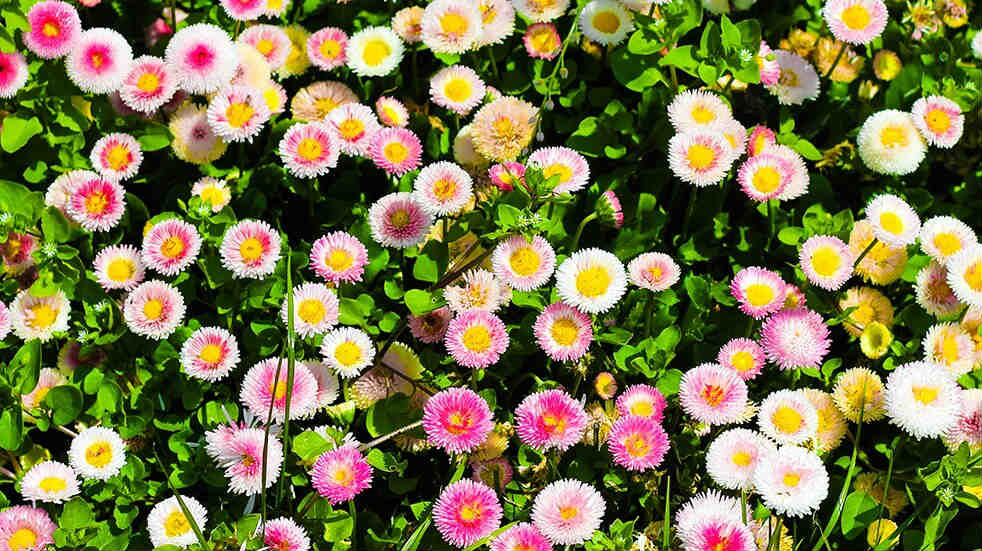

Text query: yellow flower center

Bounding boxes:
[389,209,410,228]
[528,26,559,53]
[42,22,60,37]
[559,506,579,521]
[319,39,341,59]
[937,333,960,364]
[382,105,401,124]
[225,102,255,129]
[439,12,469,35]
[267,0,283,10]
[853,303,875,325]
[911,385,938,405]
[296,137,323,161]
[753,133,769,154]
[239,237,264,262]
[85,191,109,214]
[90,52,104,68]
[444,78,472,103]
[731,350,755,373]
[841,4,871,29]
[462,325,492,353]
[314,97,339,116]
[779,68,799,87]
[334,342,362,366]
[362,39,391,66]
[199,344,223,364]
[965,261,982,292]
[924,109,950,134]
[878,212,904,235]
[811,246,843,277]
[85,441,113,468]
[263,87,281,112]
[160,236,186,259]
[701,384,725,407]
[575,266,611,298]
[297,298,326,324]
[34,386,51,405]
[752,166,781,193]
[732,451,752,466]
[106,258,135,282]
[39,476,67,493]
[783,473,801,487]
[624,434,650,457]
[446,411,472,434]
[143,299,164,320]
[591,11,621,34]
[458,503,482,522]
[691,105,716,124]
[879,126,908,148]
[28,304,57,330]
[255,39,275,56]
[772,405,804,434]
[271,380,288,401]
[550,318,579,347]
[646,265,664,282]
[493,116,515,137]
[106,145,131,171]
[326,249,354,272]
[339,118,365,140]
[164,509,191,538]
[432,178,457,201]
[542,163,572,184]
[332,466,354,486]
[629,400,654,417]
[136,72,160,93]
[932,233,961,256]
[8,529,37,551]
[384,141,409,164]
[744,283,775,307]
[686,144,716,169]
[542,413,567,434]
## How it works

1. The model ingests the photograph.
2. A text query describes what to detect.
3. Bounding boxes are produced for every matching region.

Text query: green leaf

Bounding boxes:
[777,226,806,245]
[59,498,95,531]
[656,369,684,397]
[1,114,43,153]
[0,408,24,451]
[683,274,711,310]
[43,386,84,425]
[840,491,879,540]
[41,207,72,243]
[365,394,413,438]
[293,431,332,462]
[610,48,665,92]
[413,241,448,283]
[659,46,699,76]
[404,289,442,316]
[137,124,172,151]
[720,16,741,52]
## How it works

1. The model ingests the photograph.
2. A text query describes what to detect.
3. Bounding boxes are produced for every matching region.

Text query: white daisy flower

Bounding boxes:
[920,216,977,266]
[320,327,376,378]
[758,390,819,446]
[146,495,208,549]
[69,426,127,481]
[766,50,820,105]
[864,194,921,247]
[752,445,829,517]
[280,283,340,338]
[346,26,404,77]
[579,0,634,46]
[10,289,71,343]
[555,248,628,314]
[946,245,982,308]
[884,361,961,439]
[856,110,927,176]
[20,461,80,504]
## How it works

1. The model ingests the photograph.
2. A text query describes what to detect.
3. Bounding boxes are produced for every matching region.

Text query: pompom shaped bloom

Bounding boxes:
[123,280,185,340]
[514,0,570,22]
[839,285,895,336]
[368,192,433,248]
[737,153,791,201]
[527,146,591,195]
[320,327,375,378]
[305,26,348,71]
[946,245,982,308]
[0,506,56,551]
[823,0,887,44]
[240,25,291,69]
[832,367,886,422]
[409,307,453,344]
[885,362,961,439]
[69,426,126,480]
[192,177,232,213]
[607,415,669,471]
[717,338,766,381]
[802,388,848,452]
[0,52,28,99]
[911,95,964,148]
[120,56,177,113]
[747,125,777,156]
[755,41,780,85]
[433,479,503,548]
[492,235,556,291]
[326,103,381,157]
[240,358,319,422]
[857,110,927,175]
[761,308,831,370]
[20,460,80,504]
[922,323,976,376]
[579,0,634,47]
[169,102,228,164]
[515,389,588,451]
[93,244,145,291]
[180,326,240,381]
[800,235,855,291]
[531,479,605,546]
[261,518,310,551]
[280,283,340,338]
[290,81,357,121]
[766,50,820,105]
[476,0,516,46]
[220,0,264,20]
[679,515,757,551]
[65,28,133,94]
[375,96,410,127]
[760,143,809,201]
[555,248,627,314]
[533,302,593,362]
[346,26,404,77]
[919,216,977,266]
[667,130,733,187]
[490,522,553,551]
[444,268,511,314]
[24,1,81,59]
[445,310,509,369]
[706,428,777,490]
[21,368,65,411]
[279,122,340,178]
[165,24,238,94]
[90,132,142,182]
[865,194,921,248]
[730,266,786,319]
[142,218,201,276]
[309,232,368,285]
[758,390,819,445]
[676,490,742,543]
[615,384,666,421]
[209,426,283,495]
[944,388,982,453]
[667,90,732,133]
[627,252,681,292]
[421,0,483,54]
[392,6,425,43]
[753,445,829,517]
[207,85,270,143]
[146,495,208,549]
[9,290,70,343]
[369,128,422,176]
[679,363,749,426]
[66,177,126,232]
[430,65,486,115]
[413,161,474,216]
[488,162,526,191]
[45,169,94,217]
[423,387,495,453]
[220,220,282,279]
[524,22,562,59]
[470,97,538,162]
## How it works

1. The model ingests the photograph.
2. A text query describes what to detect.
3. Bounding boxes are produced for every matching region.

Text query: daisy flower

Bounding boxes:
[219,219,282,279]
[737,153,791,201]
[595,190,624,228]
[533,302,593,362]
[911,95,964,148]
[800,235,855,291]
[766,50,820,105]
[802,388,848,452]
[607,415,669,471]
[755,41,780,85]
[667,130,733,187]
[626,252,681,292]
[839,286,894,336]
[823,0,888,44]
[421,0,483,54]
[865,194,921,247]
[916,261,962,317]
[309,232,368,285]
[165,24,238,94]
[10,289,70,343]
[555,248,628,314]
[369,127,422,176]
[413,161,474,216]
[943,388,982,452]
[476,0,516,47]
[492,235,556,291]
[747,125,776,156]
[761,308,831,370]
[444,269,510,314]
[680,515,757,551]
[93,244,145,291]
[715,117,748,162]
[667,89,731,132]
[191,177,232,213]
[675,490,742,543]
[375,96,410,127]
[207,85,270,143]
[211,426,283,495]
[65,28,133,94]
[857,110,927,175]
[90,132,142,182]
[409,306,453,344]
[527,146,590,194]
[21,368,66,411]
[180,326,240,381]
[306,26,348,71]
[220,0,265,20]
[263,0,288,17]
[123,280,186,340]
[524,22,562,59]
[531,479,605,546]
[1,232,37,275]
[717,338,766,381]
[679,363,749,425]
[488,161,527,191]
[20,460,79,504]
[849,220,907,285]
[579,0,634,46]
[832,367,886,422]
[445,310,509,369]
[65,177,126,232]
[312,445,373,504]
[392,6,425,43]
[45,169,94,216]
[885,361,961,439]
[119,56,176,113]
[515,389,588,451]
[470,97,538,162]
[615,384,666,421]
[730,266,786,319]
[141,218,201,276]
[758,390,819,445]
[368,192,433,248]
[490,522,552,551]
[240,358,320,422]
[239,25,292,70]
[430,65,486,116]
[320,327,375,378]
[146,495,208,549]
[0,507,56,551]
[279,122,340,179]
[762,143,809,200]
[24,1,81,59]
[0,52,28,98]
[920,216,977,266]
[433,479,503,548]
[346,26,404,77]
[423,387,495,454]
[278,24,312,78]
[263,518,311,551]
[325,103,381,157]
[514,0,571,22]
[290,81,357,121]
[923,323,976,376]
[946,245,982,308]
[281,283,340,338]
[169,102,228,164]
[706,428,776,490]
[69,426,126,480]
[753,445,829,517]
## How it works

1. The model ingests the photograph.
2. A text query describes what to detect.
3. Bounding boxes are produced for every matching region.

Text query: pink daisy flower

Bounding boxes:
[607,415,669,471]
[760,308,831,370]
[763,143,809,200]
[430,65,487,116]
[263,517,311,551]
[705,427,777,490]
[220,219,281,279]
[220,0,265,20]
[491,522,553,551]
[65,177,126,232]
[413,161,474,216]
[627,252,681,292]
[524,22,562,60]
[737,153,791,202]
[823,0,888,45]
[240,358,320,422]
[752,445,829,517]
[531,479,605,546]
[326,103,382,157]
[307,362,340,409]
[207,85,270,143]
[680,514,757,551]
[488,162,526,191]
[409,306,453,344]
[165,24,238,94]
[730,267,786,319]
[93,244,145,291]
[747,125,777,156]
[444,310,509,369]
[24,1,81,59]
[211,426,283,495]
[180,326,240,381]
[717,338,766,381]
[279,122,341,179]
[1,232,37,275]
[0,506,56,551]
[667,130,733,187]
[280,283,340,338]
[799,235,855,291]
[756,41,780,85]
[309,232,368,284]
[368,192,433,248]
[911,95,964,148]
[423,387,495,454]
[678,363,749,425]
[45,169,94,217]
[307,27,349,71]
[433,479,503,548]
[676,490,742,542]
[514,389,589,451]
[375,96,410,127]
[90,133,142,182]
[369,127,423,176]
[239,25,292,69]
[492,235,556,292]
[595,190,623,228]
[527,146,591,195]
[615,384,667,421]
[783,283,808,310]
[119,56,176,114]
[311,445,373,504]
[65,28,133,94]
[420,0,483,55]
[123,280,186,340]
[472,458,513,491]
[533,302,593,362]
[141,218,202,276]
[944,388,982,452]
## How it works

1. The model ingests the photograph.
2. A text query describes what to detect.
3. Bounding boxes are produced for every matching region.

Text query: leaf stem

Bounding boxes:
[854,238,878,266]
[358,420,424,452]
[569,213,597,251]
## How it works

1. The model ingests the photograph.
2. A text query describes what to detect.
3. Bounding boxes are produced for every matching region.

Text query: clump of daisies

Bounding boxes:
[666,89,747,188]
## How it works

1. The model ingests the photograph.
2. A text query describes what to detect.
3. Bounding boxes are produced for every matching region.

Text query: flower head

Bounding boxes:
[731,267,786,319]
[208,425,283,495]
[325,103,381,157]
[66,28,133,94]
[766,50,820,105]
[69,426,126,480]
[393,7,425,43]
[579,0,634,46]
[919,216,977,266]
[368,192,433,248]
[20,367,66,411]
[753,445,829,517]
[758,390,819,445]
[607,415,669,471]
[320,327,375,378]
[668,130,734,187]
[849,220,908,285]
[802,388,849,452]
[865,194,921,247]
[840,286,895,336]
[433,479,503,548]
[90,133,142,182]
[706,428,777,490]
[717,338,766,381]
[747,125,777,156]
[857,110,928,175]
[756,41,780,85]
[832,367,887,422]
[263,517,311,551]
[409,306,453,344]
[476,0,516,47]
[123,280,186,340]
[823,0,888,44]
[615,384,666,421]
[555,248,627,314]
[430,65,487,115]
[492,235,556,292]
[911,95,964,148]
[490,522,553,551]
[667,90,732,133]
[369,128,423,176]
[93,244,145,291]
[444,269,510,314]
[20,461,80,504]
[534,302,593,362]
[309,232,368,285]
[922,323,976,376]
[281,283,339,338]
[142,218,201,276]
[120,56,177,113]
[885,362,962,436]
[169,102,227,164]
[24,1,81,59]
[421,0,483,54]
[737,153,792,201]
[800,235,855,290]
[531,479,605,546]
[219,220,282,279]
[946,245,982,308]
[413,161,474,216]
[220,0,265,20]
[346,26,404,77]
[207,85,270,143]
[471,97,538,162]
[627,252,681,292]
[375,96,410,127]
[240,358,320,422]
[679,363,749,425]
[944,388,982,453]
[165,24,238,94]
[528,146,591,195]
[424,387,495,454]
[524,22,562,59]
[515,389,588,451]
[445,310,509,368]
[240,25,292,69]
[0,506,56,551]
[279,122,340,179]
[10,290,70,342]
[761,308,831,370]
[0,52,27,98]
[291,81,357,121]
[66,177,126,232]
[180,326,240,381]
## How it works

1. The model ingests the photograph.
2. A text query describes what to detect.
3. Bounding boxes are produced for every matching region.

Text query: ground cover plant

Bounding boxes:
[0,0,980,549]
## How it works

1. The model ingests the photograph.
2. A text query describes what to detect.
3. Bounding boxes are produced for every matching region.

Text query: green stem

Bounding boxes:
[873,437,902,545]
[277,249,296,505]
[768,516,784,551]
[170,0,177,29]
[854,238,878,267]
[348,500,357,549]
[487,48,499,80]
[681,187,697,238]
[822,42,847,79]
[569,213,597,250]
[661,476,671,550]
[767,199,776,247]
